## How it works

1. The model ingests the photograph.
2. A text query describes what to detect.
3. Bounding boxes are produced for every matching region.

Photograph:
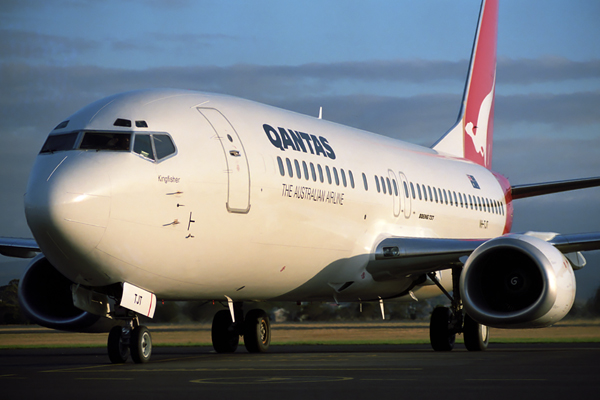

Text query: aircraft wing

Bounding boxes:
[368,237,485,280]
[368,233,600,280]
[511,176,600,199]
[0,238,40,258]
[548,232,600,253]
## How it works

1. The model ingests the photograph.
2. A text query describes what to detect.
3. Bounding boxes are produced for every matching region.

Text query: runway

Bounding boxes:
[2,344,600,399]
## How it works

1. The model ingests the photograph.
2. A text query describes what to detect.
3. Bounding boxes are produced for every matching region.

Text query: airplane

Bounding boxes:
[1,0,600,363]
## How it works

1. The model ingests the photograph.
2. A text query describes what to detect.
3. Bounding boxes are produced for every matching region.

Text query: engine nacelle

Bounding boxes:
[460,233,576,329]
[18,254,120,332]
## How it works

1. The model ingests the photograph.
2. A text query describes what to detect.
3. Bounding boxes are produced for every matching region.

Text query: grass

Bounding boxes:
[1,319,599,349]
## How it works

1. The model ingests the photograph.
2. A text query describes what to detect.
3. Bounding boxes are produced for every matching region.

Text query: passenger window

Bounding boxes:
[403,182,409,198]
[318,164,324,183]
[303,161,309,181]
[286,158,293,177]
[410,182,416,199]
[453,192,458,207]
[428,186,433,202]
[417,184,422,200]
[326,166,332,184]
[294,159,302,179]
[153,134,176,160]
[392,180,398,196]
[134,134,154,160]
[386,178,392,195]
[443,189,448,205]
[374,176,381,193]
[381,177,387,194]
[310,163,317,181]
[333,167,340,186]
[362,173,368,191]
[341,169,347,187]
[433,187,438,203]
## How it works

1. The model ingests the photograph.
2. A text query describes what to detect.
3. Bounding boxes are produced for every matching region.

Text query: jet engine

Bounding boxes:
[18,254,119,332]
[460,233,576,329]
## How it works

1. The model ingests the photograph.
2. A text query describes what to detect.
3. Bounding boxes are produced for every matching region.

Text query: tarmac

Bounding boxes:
[2,343,600,399]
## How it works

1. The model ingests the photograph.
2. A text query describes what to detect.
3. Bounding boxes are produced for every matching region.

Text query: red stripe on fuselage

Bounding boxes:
[493,171,513,234]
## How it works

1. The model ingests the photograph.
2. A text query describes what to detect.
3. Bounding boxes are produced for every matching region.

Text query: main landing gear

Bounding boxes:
[427,268,489,352]
[106,302,271,363]
[211,302,271,353]
[107,316,152,364]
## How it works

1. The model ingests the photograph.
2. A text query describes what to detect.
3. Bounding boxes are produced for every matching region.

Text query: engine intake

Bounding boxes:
[460,234,576,328]
[18,255,118,332]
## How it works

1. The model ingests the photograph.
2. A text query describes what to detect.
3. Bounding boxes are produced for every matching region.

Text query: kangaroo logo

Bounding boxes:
[465,76,495,167]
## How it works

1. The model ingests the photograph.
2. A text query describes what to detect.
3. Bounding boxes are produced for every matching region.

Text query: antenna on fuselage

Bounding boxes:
[318,107,323,119]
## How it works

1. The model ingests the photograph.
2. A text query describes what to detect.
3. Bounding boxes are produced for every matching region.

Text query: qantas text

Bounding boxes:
[263,124,336,160]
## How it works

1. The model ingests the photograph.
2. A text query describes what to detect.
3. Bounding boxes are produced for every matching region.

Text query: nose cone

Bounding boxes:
[25,153,111,284]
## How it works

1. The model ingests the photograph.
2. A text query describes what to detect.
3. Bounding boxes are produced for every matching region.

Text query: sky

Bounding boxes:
[1,0,599,298]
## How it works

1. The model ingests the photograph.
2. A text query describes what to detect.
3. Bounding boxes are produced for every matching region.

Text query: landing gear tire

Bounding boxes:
[212,309,239,353]
[463,314,489,351]
[130,326,152,364]
[244,309,271,353]
[107,326,129,364]
[430,307,456,352]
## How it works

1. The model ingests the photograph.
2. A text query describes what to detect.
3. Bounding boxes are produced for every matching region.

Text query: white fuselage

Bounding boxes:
[25,89,509,303]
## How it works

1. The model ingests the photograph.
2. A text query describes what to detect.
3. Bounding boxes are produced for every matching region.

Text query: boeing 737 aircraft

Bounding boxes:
[1,0,600,363]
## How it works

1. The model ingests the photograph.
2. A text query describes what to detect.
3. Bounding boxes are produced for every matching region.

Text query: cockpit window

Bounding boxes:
[133,134,154,160]
[153,135,176,160]
[79,132,131,151]
[40,132,79,153]
[133,134,176,162]
[39,129,176,162]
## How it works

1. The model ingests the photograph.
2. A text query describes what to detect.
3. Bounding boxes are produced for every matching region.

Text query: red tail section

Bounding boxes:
[432,0,498,170]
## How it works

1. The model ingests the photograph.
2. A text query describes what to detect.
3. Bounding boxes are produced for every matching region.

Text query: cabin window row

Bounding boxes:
[277,157,355,189]
[369,174,505,216]
[276,157,504,217]
[413,182,505,216]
